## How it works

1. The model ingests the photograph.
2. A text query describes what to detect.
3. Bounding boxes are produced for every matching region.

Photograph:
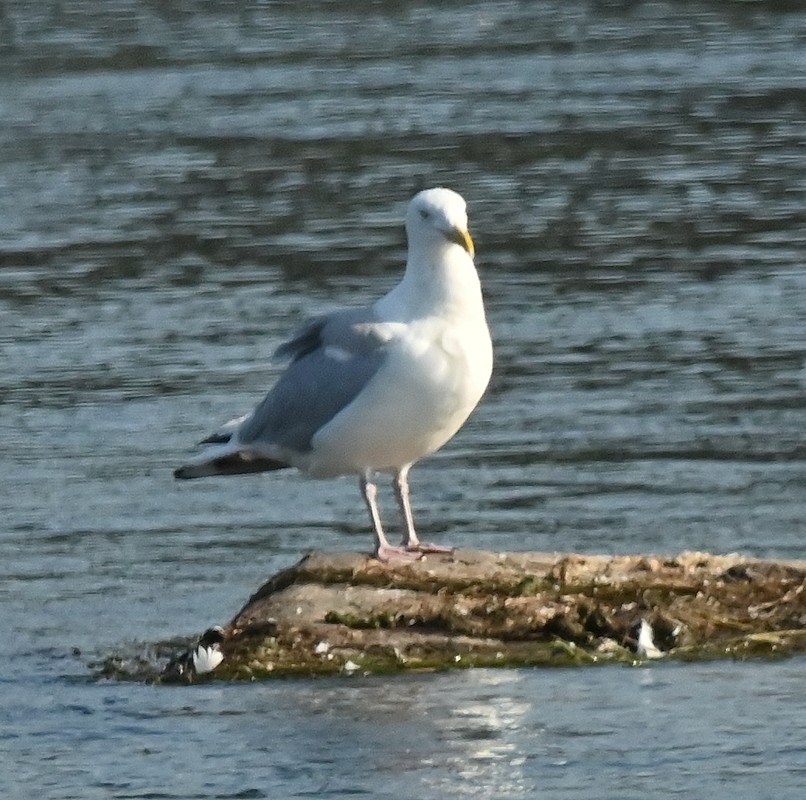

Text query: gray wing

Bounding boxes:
[236,307,388,453]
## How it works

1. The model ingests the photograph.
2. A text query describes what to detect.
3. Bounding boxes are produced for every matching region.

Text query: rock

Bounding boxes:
[155,548,806,682]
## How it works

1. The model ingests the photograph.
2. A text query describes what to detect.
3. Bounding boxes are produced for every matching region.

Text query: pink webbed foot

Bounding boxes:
[375,544,423,564]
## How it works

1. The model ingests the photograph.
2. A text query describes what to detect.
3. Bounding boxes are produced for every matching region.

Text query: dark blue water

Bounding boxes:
[9,664,806,799]
[2,1,806,797]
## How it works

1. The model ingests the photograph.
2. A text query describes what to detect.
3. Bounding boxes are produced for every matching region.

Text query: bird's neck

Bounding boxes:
[376,245,485,323]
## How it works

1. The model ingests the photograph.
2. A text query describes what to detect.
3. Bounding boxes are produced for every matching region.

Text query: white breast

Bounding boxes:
[309,314,492,477]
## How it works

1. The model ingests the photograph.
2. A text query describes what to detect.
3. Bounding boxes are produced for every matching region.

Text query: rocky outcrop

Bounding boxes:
[141,548,806,682]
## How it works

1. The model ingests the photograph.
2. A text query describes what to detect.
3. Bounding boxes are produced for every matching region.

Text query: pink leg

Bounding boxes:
[360,473,420,563]
[393,467,453,555]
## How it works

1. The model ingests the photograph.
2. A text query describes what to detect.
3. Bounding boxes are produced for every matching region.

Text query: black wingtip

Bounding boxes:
[173,464,219,479]
[199,432,233,445]
[173,455,290,480]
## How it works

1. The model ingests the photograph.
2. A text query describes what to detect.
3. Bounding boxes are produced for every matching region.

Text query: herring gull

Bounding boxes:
[174,187,493,562]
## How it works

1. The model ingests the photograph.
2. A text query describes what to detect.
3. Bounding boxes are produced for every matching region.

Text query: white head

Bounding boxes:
[405,187,474,260]
[375,186,483,320]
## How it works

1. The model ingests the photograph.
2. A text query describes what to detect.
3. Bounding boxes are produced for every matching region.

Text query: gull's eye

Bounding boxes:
[419,208,430,220]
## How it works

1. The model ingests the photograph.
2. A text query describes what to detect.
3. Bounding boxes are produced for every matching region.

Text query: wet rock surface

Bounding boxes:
[100,548,806,683]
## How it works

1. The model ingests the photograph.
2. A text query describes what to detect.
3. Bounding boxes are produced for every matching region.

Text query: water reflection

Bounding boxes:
[435,671,531,796]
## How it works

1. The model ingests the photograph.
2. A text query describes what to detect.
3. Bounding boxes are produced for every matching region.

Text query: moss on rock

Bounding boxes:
[100,548,806,682]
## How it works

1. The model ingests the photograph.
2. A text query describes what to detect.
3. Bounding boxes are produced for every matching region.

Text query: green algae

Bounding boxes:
[89,549,806,683]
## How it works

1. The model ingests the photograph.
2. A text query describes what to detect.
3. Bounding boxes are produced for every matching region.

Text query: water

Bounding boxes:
[2,1,806,797]
[9,664,806,799]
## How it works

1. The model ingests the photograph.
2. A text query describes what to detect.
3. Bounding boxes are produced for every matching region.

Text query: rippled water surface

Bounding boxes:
[2,1,806,797]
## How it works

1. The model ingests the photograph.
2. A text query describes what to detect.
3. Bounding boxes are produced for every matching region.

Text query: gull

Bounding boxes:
[174,187,493,562]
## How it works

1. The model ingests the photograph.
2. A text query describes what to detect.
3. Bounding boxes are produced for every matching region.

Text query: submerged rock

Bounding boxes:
[152,548,806,682]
